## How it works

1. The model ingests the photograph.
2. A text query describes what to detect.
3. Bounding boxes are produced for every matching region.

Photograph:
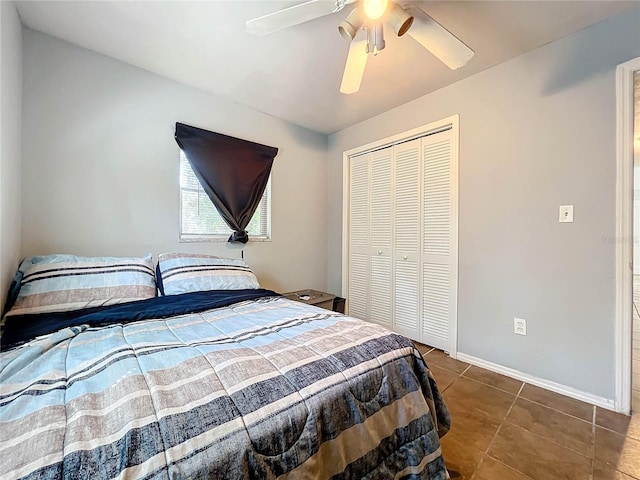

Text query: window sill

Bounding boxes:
[179,235,271,243]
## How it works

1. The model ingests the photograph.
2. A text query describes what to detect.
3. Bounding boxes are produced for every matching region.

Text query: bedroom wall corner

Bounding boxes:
[327,8,640,401]
[0,1,23,312]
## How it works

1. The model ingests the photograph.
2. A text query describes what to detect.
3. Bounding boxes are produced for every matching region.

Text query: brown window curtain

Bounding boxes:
[175,123,278,243]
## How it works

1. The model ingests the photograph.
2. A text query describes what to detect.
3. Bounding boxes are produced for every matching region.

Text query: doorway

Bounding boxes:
[616,57,640,414]
[633,70,640,412]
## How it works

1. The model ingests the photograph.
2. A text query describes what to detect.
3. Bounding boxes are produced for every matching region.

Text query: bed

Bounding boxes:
[0,253,451,479]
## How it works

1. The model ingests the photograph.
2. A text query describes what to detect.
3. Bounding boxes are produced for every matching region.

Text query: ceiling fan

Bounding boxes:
[246,0,475,94]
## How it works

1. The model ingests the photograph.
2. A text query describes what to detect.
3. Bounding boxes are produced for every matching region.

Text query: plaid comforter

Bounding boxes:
[0,295,450,479]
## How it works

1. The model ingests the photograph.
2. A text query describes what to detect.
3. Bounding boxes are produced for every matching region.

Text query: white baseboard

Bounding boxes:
[456,352,616,412]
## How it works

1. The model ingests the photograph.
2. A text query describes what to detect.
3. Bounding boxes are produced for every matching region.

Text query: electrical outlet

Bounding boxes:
[514,318,527,336]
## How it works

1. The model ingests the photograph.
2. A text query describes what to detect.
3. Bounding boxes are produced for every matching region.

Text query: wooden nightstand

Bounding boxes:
[284,289,345,313]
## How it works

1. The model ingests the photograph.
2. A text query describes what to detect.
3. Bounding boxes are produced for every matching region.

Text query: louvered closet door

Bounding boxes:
[393,139,421,341]
[369,147,393,328]
[348,154,370,320]
[422,130,455,351]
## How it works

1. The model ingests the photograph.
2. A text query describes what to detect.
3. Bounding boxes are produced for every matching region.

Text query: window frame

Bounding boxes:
[178,151,272,243]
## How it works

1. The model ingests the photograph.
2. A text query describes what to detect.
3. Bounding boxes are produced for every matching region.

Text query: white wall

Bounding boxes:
[22,29,328,294]
[328,9,640,400]
[0,1,22,312]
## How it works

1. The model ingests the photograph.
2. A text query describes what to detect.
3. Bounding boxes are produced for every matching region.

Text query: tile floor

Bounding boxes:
[415,343,640,480]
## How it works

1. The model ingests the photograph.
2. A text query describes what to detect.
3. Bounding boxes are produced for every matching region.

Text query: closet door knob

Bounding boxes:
[403,255,408,260]
[378,249,383,255]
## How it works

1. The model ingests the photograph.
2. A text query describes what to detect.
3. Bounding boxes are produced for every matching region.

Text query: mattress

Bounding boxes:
[0,289,450,479]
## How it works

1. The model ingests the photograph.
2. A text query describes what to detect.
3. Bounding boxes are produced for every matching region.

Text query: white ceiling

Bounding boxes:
[15,0,640,135]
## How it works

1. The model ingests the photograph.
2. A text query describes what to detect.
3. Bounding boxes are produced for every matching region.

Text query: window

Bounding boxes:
[179,151,271,241]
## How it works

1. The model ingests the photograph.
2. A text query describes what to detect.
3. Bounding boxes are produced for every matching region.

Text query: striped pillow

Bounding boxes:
[6,254,157,316]
[157,253,259,295]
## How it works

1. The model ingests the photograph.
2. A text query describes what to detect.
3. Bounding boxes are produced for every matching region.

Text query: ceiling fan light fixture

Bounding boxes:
[363,0,388,20]
[338,7,365,41]
[388,3,413,37]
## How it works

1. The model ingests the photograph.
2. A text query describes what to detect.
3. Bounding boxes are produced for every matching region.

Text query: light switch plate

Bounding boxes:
[559,205,574,223]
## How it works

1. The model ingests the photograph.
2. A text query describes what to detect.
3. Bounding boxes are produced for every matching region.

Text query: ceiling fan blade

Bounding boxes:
[406,7,474,70]
[340,38,368,94]
[247,0,351,36]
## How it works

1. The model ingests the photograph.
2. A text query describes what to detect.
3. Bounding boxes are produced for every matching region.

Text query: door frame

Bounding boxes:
[615,57,640,414]
[341,114,460,357]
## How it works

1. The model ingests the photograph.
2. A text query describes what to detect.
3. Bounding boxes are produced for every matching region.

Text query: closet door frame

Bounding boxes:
[341,114,460,357]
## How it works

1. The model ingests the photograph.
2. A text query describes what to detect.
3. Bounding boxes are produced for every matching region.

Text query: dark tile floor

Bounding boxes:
[415,343,640,480]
